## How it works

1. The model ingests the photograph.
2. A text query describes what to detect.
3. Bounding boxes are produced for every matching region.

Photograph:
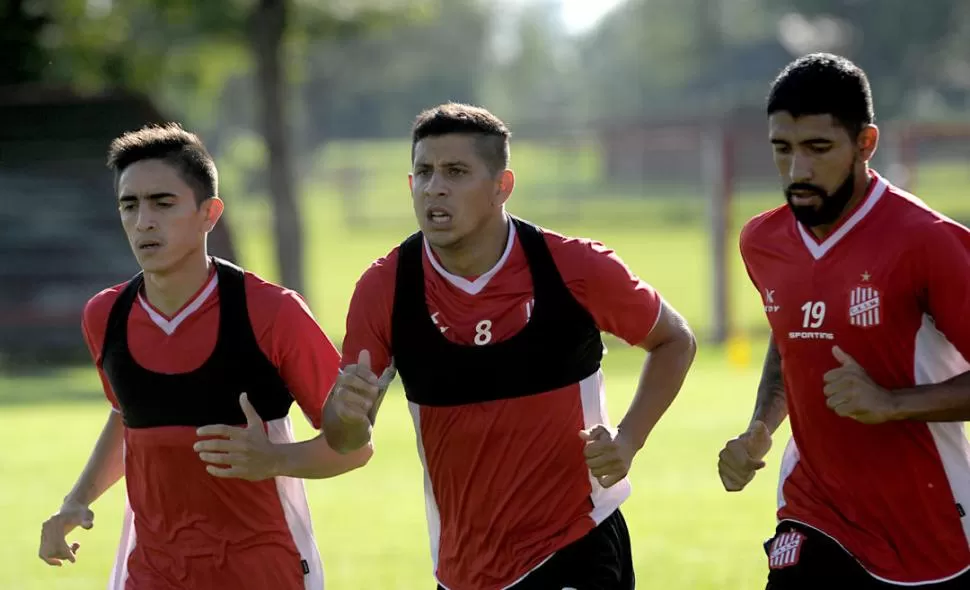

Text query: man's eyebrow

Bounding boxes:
[118,192,177,202]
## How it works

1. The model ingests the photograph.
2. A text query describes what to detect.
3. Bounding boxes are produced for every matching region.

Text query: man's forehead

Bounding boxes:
[117,160,189,194]
[769,112,845,139]
[413,134,480,162]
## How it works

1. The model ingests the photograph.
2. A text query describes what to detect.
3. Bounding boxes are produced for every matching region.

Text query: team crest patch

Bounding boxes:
[768,531,806,569]
[848,283,881,328]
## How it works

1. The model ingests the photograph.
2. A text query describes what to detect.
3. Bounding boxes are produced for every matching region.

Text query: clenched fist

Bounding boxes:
[718,420,772,492]
[580,425,636,489]
[823,346,898,424]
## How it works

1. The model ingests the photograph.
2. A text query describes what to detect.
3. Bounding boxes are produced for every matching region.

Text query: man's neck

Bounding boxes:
[143,251,212,317]
[432,214,510,278]
[810,170,873,240]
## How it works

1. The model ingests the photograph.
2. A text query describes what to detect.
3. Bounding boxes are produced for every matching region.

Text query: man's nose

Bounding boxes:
[789,152,814,184]
[135,203,156,231]
[424,171,448,197]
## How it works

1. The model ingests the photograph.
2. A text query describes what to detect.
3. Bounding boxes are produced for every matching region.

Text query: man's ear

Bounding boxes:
[493,169,515,206]
[202,197,224,232]
[858,124,879,162]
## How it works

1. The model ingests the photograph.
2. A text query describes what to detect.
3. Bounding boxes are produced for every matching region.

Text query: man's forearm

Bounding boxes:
[274,434,373,479]
[750,335,788,434]
[617,330,697,450]
[64,410,125,507]
[892,371,970,422]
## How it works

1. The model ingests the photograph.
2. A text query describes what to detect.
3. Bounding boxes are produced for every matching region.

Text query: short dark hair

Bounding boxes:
[411,103,511,174]
[106,123,218,204]
[767,53,875,137]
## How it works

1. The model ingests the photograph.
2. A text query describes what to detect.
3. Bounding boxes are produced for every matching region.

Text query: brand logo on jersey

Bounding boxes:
[848,285,881,328]
[767,531,805,569]
[764,289,780,313]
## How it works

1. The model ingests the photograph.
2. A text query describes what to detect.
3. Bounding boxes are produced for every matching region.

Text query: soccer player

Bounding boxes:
[718,53,970,588]
[322,103,697,590]
[37,123,373,589]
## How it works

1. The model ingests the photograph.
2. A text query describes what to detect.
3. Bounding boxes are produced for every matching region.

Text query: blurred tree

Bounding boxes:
[299,0,488,141]
[249,0,302,294]
[484,1,564,128]
[0,0,50,85]
[565,0,803,119]
[5,0,437,298]
[785,0,969,117]
[572,0,704,118]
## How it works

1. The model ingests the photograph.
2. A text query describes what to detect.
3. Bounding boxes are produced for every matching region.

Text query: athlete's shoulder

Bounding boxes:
[864,178,970,271]
[242,270,322,322]
[881,180,965,235]
[345,246,398,341]
[354,246,401,293]
[741,204,791,244]
[362,246,401,278]
[243,270,298,302]
[537,223,610,258]
[83,281,128,327]
[532,224,641,287]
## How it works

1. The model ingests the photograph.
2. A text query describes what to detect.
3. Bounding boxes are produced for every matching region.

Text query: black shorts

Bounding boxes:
[437,509,634,590]
[765,520,970,589]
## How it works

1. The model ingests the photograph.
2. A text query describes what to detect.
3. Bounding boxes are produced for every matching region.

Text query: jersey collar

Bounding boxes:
[796,170,888,260]
[423,219,516,295]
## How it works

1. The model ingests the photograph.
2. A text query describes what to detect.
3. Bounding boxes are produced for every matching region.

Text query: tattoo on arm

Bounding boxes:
[751,335,787,433]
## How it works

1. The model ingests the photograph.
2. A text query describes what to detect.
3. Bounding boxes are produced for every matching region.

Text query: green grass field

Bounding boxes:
[2,140,969,589]
[2,348,782,590]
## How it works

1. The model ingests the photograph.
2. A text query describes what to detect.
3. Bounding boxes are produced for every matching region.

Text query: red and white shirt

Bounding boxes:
[82,267,341,589]
[343,222,663,590]
[741,170,970,584]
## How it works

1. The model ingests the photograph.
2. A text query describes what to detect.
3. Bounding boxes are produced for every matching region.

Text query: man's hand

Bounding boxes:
[39,500,94,566]
[718,420,772,492]
[823,346,898,424]
[330,350,391,426]
[194,392,280,481]
[579,425,636,489]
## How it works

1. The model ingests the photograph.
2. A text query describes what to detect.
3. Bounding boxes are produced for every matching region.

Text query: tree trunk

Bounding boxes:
[1,0,49,85]
[249,0,305,294]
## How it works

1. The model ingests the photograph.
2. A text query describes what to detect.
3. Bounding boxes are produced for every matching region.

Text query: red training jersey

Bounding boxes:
[741,170,970,584]
[82,266,341,590]
[342,221,663,590]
